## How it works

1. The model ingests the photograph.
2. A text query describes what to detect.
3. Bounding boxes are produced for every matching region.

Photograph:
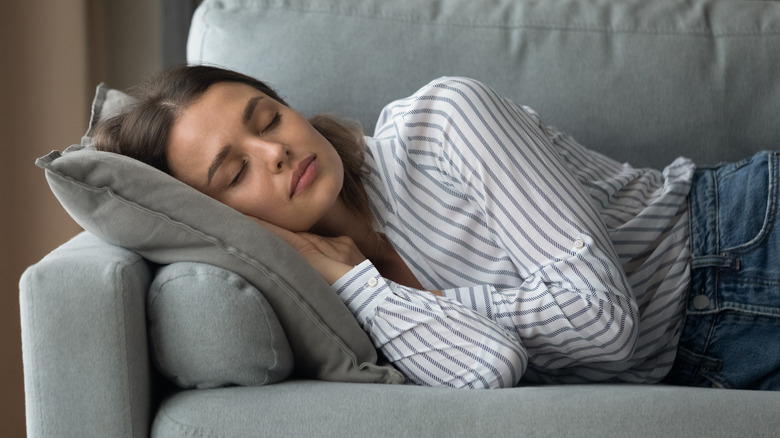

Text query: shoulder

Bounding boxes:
[402,76,500,115]
[373,77,497,135]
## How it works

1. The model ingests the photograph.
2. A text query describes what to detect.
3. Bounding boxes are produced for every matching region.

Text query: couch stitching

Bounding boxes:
[22,269,45,436]
[116,255,151,437]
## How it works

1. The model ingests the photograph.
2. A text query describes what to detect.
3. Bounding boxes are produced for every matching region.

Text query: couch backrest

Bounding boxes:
[187,0,779,169]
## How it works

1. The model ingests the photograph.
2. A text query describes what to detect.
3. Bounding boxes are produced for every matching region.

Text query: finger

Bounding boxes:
[247,216,312,250]
[297,233,367,266]
[296,233,338,255]
[296,233,349,254]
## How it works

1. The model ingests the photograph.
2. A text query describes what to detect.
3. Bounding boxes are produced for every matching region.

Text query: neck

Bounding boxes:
[310,199,387,262]
[313,198,425,290]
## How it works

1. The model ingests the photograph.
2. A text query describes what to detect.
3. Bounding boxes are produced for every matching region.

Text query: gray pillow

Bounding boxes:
[148,262,293,388]
[82,83,136,146]
[36,84,404,385]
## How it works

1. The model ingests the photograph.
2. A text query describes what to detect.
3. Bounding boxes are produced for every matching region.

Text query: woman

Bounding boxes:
[94,65,780,390]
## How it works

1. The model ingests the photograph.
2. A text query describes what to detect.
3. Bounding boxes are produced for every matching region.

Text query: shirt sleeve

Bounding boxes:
[390,77,640,371]
[332,260,527,389]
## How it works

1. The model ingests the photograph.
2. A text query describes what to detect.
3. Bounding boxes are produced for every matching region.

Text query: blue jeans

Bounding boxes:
[664,151,780,390]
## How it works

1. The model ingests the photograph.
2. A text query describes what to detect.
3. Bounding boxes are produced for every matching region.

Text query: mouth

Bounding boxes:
[290,155,317,197]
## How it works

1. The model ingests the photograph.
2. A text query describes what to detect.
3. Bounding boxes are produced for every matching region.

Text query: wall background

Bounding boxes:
[0,1,162,436]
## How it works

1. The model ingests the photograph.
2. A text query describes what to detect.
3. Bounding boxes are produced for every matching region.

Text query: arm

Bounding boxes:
[384,77,639,369]
[333,261,527,389]
[255,219,525,388]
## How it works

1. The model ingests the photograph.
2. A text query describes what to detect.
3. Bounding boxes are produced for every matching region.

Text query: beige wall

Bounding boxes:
[0,1,161,436]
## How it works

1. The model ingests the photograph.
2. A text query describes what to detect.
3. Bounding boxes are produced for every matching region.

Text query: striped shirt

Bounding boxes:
[332,77,695,388]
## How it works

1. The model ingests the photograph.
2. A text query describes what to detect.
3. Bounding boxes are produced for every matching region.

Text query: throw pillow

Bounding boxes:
[148,262,293,388]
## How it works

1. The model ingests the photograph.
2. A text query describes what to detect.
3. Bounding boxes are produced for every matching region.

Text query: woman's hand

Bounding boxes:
[295,232,367,267]
[249,217,365,285]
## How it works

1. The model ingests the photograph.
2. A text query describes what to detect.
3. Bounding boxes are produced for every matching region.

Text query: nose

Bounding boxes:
[246,138,289,172]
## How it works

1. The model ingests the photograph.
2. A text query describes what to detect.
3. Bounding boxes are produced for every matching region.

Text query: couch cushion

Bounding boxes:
[188,0,779,169]
[151,381,780,438]
[35,84,404,385]
[148,262,294,389]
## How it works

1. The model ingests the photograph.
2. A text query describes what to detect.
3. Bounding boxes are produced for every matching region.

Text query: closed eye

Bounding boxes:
[229,160,247,187]
[263,113,281,133]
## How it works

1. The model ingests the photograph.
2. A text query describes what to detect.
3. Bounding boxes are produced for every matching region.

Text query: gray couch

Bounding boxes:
[21,0,780,437]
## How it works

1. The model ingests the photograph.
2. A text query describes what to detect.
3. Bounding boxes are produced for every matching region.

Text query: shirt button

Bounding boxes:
[692,294,710,310]
[573,238,585,249]
[367,277,379,288]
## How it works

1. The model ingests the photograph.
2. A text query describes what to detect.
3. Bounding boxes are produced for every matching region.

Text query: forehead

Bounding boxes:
[167,82,264,184]
[187,81,264,114]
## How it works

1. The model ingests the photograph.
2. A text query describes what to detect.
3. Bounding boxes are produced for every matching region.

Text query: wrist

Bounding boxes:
[311,256,358,285]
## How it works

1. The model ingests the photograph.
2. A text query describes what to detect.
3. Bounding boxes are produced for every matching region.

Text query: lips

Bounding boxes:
[290,155,317,197]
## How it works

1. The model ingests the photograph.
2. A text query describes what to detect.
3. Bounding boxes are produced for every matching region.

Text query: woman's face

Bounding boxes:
[167,82,344,231]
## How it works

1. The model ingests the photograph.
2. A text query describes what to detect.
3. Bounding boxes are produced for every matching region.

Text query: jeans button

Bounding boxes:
[693,294,710,310]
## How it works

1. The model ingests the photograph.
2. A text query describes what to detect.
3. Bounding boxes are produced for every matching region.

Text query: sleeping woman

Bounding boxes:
[93,65,780,390]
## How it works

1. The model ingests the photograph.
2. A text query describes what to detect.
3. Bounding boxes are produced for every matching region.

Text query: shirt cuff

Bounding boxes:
[331,260,393,329]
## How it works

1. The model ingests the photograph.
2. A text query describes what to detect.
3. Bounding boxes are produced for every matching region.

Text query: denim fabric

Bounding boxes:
[665,151,780,390]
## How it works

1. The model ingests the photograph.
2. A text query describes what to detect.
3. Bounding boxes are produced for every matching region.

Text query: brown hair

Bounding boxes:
[93,65,374,229]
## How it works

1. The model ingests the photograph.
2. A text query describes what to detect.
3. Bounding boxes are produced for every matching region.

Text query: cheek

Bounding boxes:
[218,184,273,219]
[326,145,346,185]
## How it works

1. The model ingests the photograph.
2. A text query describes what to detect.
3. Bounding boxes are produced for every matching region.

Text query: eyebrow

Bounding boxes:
[243,95,263,125]
[207,145,231,185]
[206,95,264,185]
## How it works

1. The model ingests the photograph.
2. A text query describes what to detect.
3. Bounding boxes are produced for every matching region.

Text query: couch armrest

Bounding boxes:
[20,232,153,438]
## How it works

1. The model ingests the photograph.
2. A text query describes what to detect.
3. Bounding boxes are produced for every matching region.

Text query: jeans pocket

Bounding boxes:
[717,152,778,253]
[667,345,727,388]
[697,363,735,389]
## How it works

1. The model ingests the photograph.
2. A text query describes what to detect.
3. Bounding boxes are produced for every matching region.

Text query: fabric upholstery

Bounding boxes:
[20,232,152,438]
[188,0,780,169]
[151,381,780,437]
[148,262,294,389]
[82,83,135,146]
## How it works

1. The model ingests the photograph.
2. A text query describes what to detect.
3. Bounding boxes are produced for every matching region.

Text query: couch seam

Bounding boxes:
[115,255,151,438]
[113,258,130,437]
[21,269,45,437]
